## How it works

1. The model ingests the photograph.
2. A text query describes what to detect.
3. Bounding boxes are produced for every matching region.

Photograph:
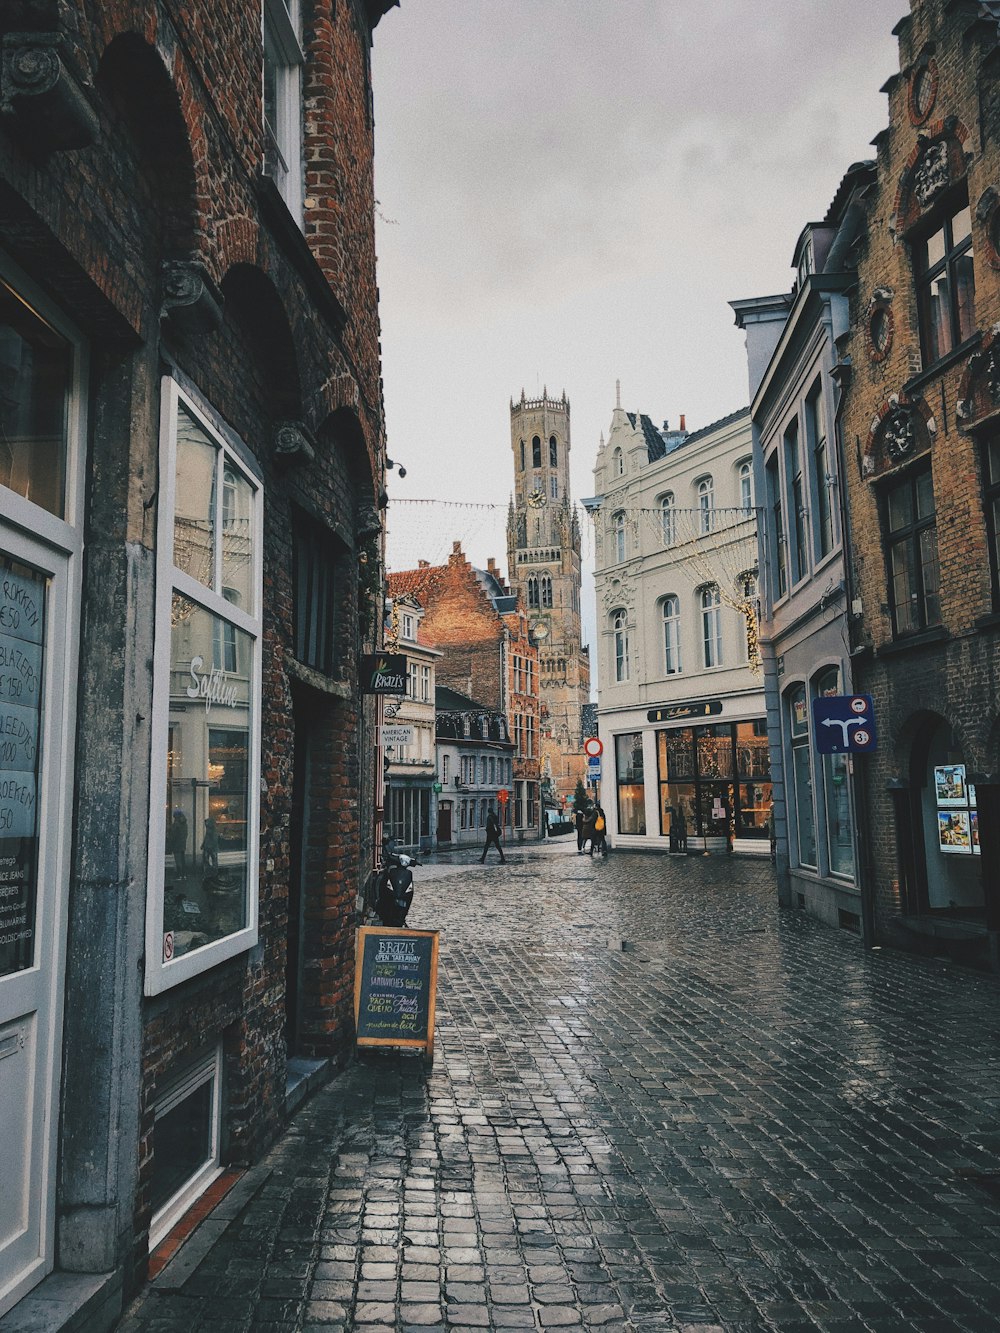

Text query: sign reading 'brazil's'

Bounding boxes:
[354,926,438,1056]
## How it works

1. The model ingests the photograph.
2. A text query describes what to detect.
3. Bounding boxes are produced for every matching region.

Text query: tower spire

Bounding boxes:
[615,378,621,409]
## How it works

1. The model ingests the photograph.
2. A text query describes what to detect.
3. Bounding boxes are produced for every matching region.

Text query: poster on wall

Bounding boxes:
[934,765,967,807]
[971,809,980,856]
[937,809,972,854]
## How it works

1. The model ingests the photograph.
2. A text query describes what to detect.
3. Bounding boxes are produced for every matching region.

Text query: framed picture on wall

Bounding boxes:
[934,765,967,807]
[971,809,980,856]
[937,809,972,854]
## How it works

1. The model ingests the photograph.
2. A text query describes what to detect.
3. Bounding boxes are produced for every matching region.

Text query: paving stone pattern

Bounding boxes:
[121,843,1000,1332]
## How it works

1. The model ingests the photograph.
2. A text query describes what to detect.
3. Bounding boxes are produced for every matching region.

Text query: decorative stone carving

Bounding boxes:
[882,408,915,461]
[602,573,634,611]
[0,31,99,152]
[273,419,316,465]
[912,140,950,207]
[160,260,224,336]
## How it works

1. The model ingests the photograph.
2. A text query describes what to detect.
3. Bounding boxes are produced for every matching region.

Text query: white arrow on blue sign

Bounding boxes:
[811,694,878,754]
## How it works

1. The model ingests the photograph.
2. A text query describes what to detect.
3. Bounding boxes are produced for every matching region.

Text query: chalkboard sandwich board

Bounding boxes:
[354,927,439,1061]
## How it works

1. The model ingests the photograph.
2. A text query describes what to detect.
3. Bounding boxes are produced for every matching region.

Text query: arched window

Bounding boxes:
[612,511,626,563]
[612,446,624,478]
[697,476,714,533]
[519,439,525,470]
[612,609,630,682]
[661,492,675,546]
[527,574,539,608]
[700,584,722,667]
[662,595,681,674]
[738,460,753,514]
[549,435,558,467]
[532,435,541,468]
[541,574,553,607]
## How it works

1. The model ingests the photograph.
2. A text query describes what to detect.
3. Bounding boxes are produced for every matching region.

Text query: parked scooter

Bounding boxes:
[371,841,420,927]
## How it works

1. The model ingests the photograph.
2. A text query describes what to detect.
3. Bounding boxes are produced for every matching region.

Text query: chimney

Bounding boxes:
[418,559,429,568]
[487,557,497,573]
[680,414,686,432]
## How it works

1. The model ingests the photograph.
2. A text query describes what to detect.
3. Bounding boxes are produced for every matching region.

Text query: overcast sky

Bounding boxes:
[372,1,905,580]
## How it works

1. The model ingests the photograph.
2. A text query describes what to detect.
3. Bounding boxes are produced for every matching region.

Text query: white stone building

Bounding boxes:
[383,596,441,852]
[589,393,772,854]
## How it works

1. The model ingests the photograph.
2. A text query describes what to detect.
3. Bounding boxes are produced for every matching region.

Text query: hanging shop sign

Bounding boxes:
[381,724,414,747]
[360,653,407,695]
[647,700,723,724]
[934,764,979,855]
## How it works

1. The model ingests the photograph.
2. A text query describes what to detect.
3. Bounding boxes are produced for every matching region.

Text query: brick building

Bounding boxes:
[0,0,392,1323]
[388,545,542,841]
[835,0,1000,961]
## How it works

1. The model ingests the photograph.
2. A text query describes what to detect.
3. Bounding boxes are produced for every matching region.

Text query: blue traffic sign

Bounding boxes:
[587,754,601,769]
[811,694,877,754]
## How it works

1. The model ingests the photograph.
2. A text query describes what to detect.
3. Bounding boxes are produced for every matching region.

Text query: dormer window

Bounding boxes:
[612,446,623,477]
[263,0,304,222]
[797,237,814,288]
[400,612,415,641]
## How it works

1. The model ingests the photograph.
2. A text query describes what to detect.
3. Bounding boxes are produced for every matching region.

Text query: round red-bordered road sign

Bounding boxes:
[584,737,603,758]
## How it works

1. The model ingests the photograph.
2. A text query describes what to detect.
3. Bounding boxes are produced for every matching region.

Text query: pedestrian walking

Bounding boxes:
[168,809,188,878]
[591,803,608,856]
[582,805,596,855]
[575,807,586,854]
[480,807,506,863]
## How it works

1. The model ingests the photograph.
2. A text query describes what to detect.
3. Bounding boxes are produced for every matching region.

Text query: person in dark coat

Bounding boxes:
[591,803,608,856]
[575,808,586,854]
[480,807,506,863]
[582,806,596,855]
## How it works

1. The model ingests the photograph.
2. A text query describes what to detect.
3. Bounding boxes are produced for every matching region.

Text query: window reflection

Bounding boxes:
[164,594,252,957]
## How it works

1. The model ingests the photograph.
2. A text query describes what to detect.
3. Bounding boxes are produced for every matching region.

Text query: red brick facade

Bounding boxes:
[839,0,1000,959]
[388,545,543,837]
[0,0,391,1316]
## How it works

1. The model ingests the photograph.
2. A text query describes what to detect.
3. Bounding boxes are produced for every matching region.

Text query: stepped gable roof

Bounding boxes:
[387,564,444,601]
[626,411,667,463]
[676,405,751,450]
[822,160,877,227]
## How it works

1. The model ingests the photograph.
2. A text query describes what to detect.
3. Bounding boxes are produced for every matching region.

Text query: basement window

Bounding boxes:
[149,1046,223,1251]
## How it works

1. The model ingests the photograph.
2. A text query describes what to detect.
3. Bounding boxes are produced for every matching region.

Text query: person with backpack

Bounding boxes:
[590,803,608,857]
[480,806,506,864]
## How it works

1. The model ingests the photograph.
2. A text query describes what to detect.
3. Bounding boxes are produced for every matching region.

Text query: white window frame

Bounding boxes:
[696,476,715,534]
[612,447,624,477]
[613,609,630,682]
[400,612,415,641]
[149,1045,223,1250]
[145,379,263,996]
[661,492,675,546]
[701,585,723,668]
[738,460,753,514]
[662,595,681,674]
[263,0,304,223]
[612,512,626,563]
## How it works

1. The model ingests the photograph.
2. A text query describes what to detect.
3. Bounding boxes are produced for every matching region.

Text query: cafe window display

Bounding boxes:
[656,720,771,841]
[615,732,646,835]
[146,382,263,994]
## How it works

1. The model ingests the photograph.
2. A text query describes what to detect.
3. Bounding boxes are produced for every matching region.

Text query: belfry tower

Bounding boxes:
[506,388,590,803]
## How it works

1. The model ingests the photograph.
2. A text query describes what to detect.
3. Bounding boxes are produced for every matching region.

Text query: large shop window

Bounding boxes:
[146,382,263,994]
[915,200,975,366]
[656,721,771,840]
[884,464,940,636]
[786,684,816,867]
[615,732,646,835]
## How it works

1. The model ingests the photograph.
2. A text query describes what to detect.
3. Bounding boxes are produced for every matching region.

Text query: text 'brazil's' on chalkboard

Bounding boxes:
[354,927,439,1057]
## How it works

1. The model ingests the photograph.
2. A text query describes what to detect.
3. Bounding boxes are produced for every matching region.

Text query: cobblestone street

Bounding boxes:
[123,841,1000,1333]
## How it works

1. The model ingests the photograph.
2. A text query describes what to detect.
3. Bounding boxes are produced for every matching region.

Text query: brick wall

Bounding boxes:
[838,0,1000,942]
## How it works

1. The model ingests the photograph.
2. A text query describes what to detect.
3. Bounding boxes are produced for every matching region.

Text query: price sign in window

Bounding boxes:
[0,560,46,975]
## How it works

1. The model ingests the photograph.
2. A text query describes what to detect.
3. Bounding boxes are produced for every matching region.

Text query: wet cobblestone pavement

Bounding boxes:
[122,842,1000,1332]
